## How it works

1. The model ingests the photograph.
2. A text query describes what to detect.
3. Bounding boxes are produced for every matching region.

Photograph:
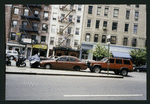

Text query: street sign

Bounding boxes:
[16,33,21,36]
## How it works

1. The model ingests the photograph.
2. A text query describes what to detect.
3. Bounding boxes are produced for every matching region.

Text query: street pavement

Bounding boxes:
[6,72,146,100]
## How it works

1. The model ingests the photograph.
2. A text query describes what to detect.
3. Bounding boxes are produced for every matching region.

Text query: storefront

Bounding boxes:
[32,44,47,57]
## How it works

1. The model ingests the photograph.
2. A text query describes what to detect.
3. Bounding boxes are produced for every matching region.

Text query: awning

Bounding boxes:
[111,51,132,59]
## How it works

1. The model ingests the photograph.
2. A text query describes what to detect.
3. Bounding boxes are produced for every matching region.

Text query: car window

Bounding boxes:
[57,57,67,61]
[109,59,114,63]
[13,52,17,54]
[116,59,122,64]
[7,51,12,53]
[123,60,131,65]
[68,57,76,62]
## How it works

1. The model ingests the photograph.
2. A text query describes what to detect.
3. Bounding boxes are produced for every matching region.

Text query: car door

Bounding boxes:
[115,59,123,70]
[65,57,77,69]
[109,59,116,70]
[55,56,67,69]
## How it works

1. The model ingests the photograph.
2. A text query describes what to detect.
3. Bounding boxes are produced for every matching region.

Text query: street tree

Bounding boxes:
[88,44,112,60]
[129,48,147,66]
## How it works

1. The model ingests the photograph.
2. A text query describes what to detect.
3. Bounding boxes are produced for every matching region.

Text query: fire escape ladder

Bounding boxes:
[62,4,68,9]
[23,30,29,38]
[60,22,73,35]
[24,16,33,30]
[27,5,35,17]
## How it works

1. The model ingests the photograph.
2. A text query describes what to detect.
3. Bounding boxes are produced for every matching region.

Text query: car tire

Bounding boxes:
[45,64,51,69]
[93,66,101,73]
[121,69,128,76]
[74,66,80,71]
[114,71,120,75]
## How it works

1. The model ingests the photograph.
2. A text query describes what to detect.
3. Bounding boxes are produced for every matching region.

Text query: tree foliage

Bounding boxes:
[129,48,147,66]
[88,44,112,59]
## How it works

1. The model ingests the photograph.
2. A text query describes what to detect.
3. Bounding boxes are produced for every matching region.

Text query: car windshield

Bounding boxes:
[100,58,108,62]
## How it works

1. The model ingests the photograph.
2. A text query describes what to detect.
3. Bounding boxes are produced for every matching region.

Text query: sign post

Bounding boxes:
[107,35,111,75]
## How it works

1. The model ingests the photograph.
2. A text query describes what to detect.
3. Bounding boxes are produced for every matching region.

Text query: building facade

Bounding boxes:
[46,4,84,58]
[80,4,146,60]
[5,4,52,59]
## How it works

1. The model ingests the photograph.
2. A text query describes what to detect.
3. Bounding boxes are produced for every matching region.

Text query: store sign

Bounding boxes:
[16,33,21,35]
[22,38,32,43]
[32,44,47,49]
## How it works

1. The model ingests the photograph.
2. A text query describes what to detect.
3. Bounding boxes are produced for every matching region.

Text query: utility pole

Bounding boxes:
[107,35,111,75]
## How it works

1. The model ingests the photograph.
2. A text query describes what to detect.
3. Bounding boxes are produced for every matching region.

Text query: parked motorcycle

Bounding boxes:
[16,53,26,67]
[29,54,41,68]
[6,54,11,66]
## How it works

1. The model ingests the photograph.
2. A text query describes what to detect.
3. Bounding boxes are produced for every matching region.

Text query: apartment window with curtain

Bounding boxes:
[132,38,137,47]
[126,10,130,19]
[123,37,128,46]
[14,7,19,15]
[32,22,38,30]
[78,5,82,11]
[133,25,138,34]
[22,21,27,29]
[112,22,118,30]
[60,26,64,33]
[97,7,101,15]
[104,7,109,16]
[103,21,107,27]
[94,34,98,42]
[75,28,79,35]
[124,24,129,32]
[87,19,91,27]
[11,33,16,40]
[135,11,139,21]
[69,15,73,22]
[12,20,17,27]
[44,11,49,19]
[111,36,116,44]
[85,33,90,42]
[113,9,119,17]
[24,9,29,16]
[34,10,39,16]
[95,20,100,28]
[101,35,106,43]
[42,24,48,31]
[77,16,80,23]
[88,6,93,14]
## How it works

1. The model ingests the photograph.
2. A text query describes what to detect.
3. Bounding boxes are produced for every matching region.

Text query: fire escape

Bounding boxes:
[19,4,41,44]
[57,5,76,47]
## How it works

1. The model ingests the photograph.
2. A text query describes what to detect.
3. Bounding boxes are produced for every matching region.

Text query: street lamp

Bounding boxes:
[107,35,111,75]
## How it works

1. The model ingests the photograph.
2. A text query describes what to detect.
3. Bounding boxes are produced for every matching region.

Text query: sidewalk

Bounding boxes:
[5,66,123,78]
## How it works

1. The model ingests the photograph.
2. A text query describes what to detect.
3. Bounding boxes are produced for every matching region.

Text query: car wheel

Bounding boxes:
[121,69,128,76]
[74,66,80,71]
[137,69,141,72]
[93,66,101,73]
[45,64,51,69]
[114,71,120,75]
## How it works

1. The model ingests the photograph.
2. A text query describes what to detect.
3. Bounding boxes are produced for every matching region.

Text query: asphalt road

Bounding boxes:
[6,72,146,100]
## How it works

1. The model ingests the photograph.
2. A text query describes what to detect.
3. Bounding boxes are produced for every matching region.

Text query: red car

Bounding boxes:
[40,56,87,71]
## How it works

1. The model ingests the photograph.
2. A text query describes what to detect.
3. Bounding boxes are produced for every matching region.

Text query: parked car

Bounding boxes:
[40,56,87,71]
[40,56,59,61]
[87,57,133,76]
[134,65,147,72]
[6,50,18,60]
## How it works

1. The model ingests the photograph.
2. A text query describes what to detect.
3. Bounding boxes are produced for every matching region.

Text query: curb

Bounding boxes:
[5,71,124,78]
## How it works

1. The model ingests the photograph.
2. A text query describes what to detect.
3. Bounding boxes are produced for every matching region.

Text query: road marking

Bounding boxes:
[64,94,143,97]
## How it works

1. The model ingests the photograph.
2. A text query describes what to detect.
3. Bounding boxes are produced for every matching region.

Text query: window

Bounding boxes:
[97,7,101,15]
[41,36,46,42]
[113,9,119,17]
[69,15,73,22]
[75,28,79,35]
[132,38,137,47]
[24,9,29,16]
[42,24,48,31]
[133,25,138,34]
[14,7,19,15]
[34,10,39,16]
[112,22,118,30]
[44,11,49,19]
[124,24,129,32]
[66,39,70,46]
[102,35,106,43]
[68,57,76,62]
[85,33,90,42]
[32,23,38,30]
[95,20,100,28]
[103,21,107,27]
[94,34,98,42]
[111,36,116,44]
[70,4,74,9]
[87,19,91,27]
[135,4,139,8]
[116,59,122,64]
[58,38,62,44]
[22,21,27,29]
[51,25,56,33]
[104,7,109,16]
[88,6,93,14]
[74,40,79,46]
[53,12,57,20]
[11,33,16,40]
[78,5,82,11]
[123,37,128,46]
[77,16,80,23]
[57,57,67,61]
[31,35,36,41]
[68,27,71,34]
[60,26,64,33]
[123,60,131,65]
[109,59,115,63]
[12,20,17,27]
[135,12,139,20]
[21,34,26,40]
[82,50,89,59]
[126,10,130,19]
[50,37,54,45]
